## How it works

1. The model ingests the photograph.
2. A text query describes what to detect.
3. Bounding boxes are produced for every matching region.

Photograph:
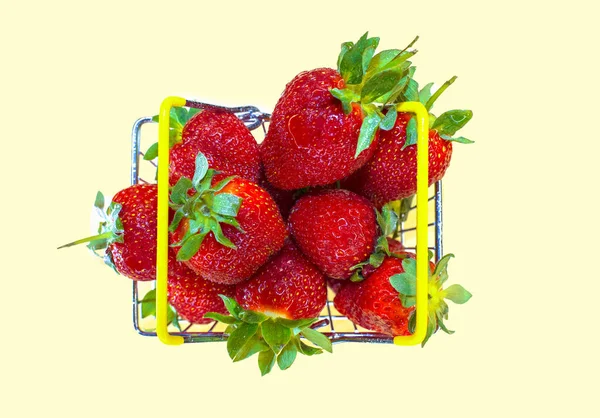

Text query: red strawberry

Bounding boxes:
[168,273,235,325]
[143,107,260,185]
[344,77,473,208]
[261,33,419,190]
[59,184,195,281]
[170,153,288,285]
[170,108,260,185]
[204,242,331,375]
[235,241,327,319]
[288,189,378,280]
[334,254,471,345]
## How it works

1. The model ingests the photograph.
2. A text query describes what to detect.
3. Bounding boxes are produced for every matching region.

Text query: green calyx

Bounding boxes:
[389,254,472,346]
[138,288,181,331]
[205,295,332,376]
[350,204,406,282]
[170,152,244,261]
[403,75,474,148]
[144,107,202,161]
[57,191,124,273]
[331,33,419,157]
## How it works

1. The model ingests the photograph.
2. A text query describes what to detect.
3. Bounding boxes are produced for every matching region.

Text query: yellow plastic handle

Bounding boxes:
[393,102,429,346]
[156,96,186,346]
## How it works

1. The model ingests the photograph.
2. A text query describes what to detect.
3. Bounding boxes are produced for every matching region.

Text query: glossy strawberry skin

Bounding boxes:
[344,112,452,208]
[172,178,288,285]
[170,109,261,186]
[235,242,327,320]
[261,68,378,190]
[107,184,196,281]
[288,189,378,280]
[334,256,414,336]
[168,272,235,325]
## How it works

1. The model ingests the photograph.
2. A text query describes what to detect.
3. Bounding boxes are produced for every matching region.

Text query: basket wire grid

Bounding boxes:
[130,100,442,344]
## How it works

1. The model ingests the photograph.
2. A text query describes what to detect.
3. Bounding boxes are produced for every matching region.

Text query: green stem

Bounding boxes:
[57,231,114,249]
[425,76,457,111]
[400,35,419,54]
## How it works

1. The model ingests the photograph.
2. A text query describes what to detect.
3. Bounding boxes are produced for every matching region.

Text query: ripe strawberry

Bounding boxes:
[59,184,194,281]
[235,241,327,319]
[169,153,287,285]
[144,107,260,185]
[168,273,235,325]
[344,77,474,208]
[288,189,378,280]
[204,242,331,375]
[261,33,420,190]
[334,254,471,345]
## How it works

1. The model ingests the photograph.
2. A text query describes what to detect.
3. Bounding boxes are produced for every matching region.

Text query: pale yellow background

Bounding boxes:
[1,0,598,416]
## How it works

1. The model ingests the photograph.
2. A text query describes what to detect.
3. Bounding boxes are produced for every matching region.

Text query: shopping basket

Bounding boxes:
[131,97,439,346]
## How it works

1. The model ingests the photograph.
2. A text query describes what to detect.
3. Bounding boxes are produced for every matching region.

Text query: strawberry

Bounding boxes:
[235,241,327,319]
[261,33,420,190]
[288,189,378,280]
[344,77,474,208]
[167,273,236,325]
[169,152,288,285]
[144,107,260,185]
[334,254,471,345]
[204,242,331,375]
[59,184,194,281]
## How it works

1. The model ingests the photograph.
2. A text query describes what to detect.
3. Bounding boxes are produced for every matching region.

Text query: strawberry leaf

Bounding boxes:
[297,340,323,356]
[212,193,242,217]
[258,350,276,376]
[418,82,434,106]
[143,142,159,161]
[219,294,243,319]
[369,252,385,268]
[379,107,397,131]
[444,284,472,304]
[170,177,193,205]
[355,106,381,157]
[403,117,417,149]
[176,233,206,261]
[192,153,209,189]
[204,312,238,324]
[361,68,405,104]
[390,273,416,296]
[402,257,417,277]
[433,253,454,282]
[277,341,298,370]
[402,78,420,102]
[227,322,259,360]
[339,32,380,84]
[208,220,236,249]
[301,328,332,353]
[365,49,401,78]
[400,295,416,308]
[262,320,292,355]
[440,134,474,144]
[233,334,269,363]
[276,317,318,330]
[239,310,268,324]
[94,191,105,209]
[431,110,473,136]
[337,41,354,72]
[330,88,359,115]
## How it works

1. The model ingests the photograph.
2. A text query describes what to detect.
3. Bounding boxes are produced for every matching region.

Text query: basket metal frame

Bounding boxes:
[130,102,443,344]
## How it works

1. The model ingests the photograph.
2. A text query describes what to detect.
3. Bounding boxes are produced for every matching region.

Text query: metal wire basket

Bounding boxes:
[130,100,443,344]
